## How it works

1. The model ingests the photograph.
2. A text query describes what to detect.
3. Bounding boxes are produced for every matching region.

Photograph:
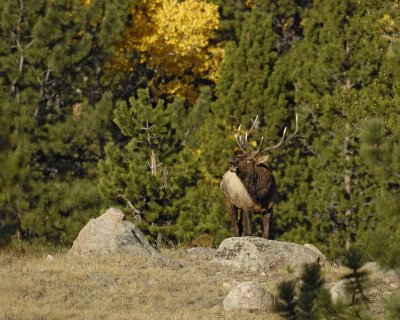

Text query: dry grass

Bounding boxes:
[1,246,398,320]
[0,248,281,320]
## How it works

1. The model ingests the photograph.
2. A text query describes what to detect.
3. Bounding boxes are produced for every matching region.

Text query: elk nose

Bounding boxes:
[229,159,237,172]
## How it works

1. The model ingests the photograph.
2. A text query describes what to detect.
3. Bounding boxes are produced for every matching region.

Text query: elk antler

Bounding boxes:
[235,113,299,154]
[236,115,259,152]
[257,113,299,154]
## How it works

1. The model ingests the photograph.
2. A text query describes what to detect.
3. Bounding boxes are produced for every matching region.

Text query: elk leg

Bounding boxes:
[262,211,273,239]
[243,210,252,236]
[226,200,240,236]
[238,209,243,236]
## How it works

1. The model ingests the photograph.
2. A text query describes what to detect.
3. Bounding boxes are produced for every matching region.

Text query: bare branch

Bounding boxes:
[117,194,142,221]
[148,150,162,175]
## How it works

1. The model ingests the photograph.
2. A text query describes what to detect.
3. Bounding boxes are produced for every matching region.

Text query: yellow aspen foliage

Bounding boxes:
[377,1,399,42]
[245,0,257,8]
[112,0,224,102]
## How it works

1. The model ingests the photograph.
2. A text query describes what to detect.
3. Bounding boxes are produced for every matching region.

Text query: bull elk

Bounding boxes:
[220,114,299,239]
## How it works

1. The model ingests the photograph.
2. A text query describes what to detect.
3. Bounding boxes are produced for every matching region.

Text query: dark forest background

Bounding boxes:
[0,0,399,268]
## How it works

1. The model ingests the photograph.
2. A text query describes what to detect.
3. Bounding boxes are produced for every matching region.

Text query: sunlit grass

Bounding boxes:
[0,247,281,320]
[0,243,396,320]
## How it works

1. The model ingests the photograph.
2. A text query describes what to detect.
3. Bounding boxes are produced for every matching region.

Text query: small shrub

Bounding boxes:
[186,234,214,248]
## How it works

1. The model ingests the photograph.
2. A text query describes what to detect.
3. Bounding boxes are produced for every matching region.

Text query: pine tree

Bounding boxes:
[0,0,129,244]
[98,89,199,245]
[360,118,400,269]
[269,0,396,257]
[277,280,298,320]
[212,7,276,123]
[276,260,372,319]
[171,87,232,244]
[297,263,325,320]
[276,263,325,320]
[341,247,369,305]
[210,0,251,42]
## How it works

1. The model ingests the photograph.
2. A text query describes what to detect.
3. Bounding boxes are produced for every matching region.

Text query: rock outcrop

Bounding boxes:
[213,237,323,274]
[68,208,156,256]
[363,262,400,287]
[223,281,275,312]
[329,279,352,304]
[304,243,334,266]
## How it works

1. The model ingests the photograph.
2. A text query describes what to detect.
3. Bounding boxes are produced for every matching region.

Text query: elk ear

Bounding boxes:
[257,155,270,165]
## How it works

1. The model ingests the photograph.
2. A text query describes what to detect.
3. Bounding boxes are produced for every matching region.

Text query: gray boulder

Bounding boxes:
[223,281,275,312]
[363,262,400,287]
[68,208,156,256]
[213,237,323,274]
[304,243,334,266]
[329,279,352,304]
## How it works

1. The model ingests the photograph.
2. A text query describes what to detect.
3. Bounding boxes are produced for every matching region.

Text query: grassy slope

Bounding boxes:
[0,246,398,319]
[0,248,282,320]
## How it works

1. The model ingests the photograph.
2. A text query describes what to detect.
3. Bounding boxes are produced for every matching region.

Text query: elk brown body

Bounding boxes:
[221,114,299,239]
[220,155,277,238]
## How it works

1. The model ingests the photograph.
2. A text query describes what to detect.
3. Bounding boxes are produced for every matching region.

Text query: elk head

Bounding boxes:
[229,114,299,181]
